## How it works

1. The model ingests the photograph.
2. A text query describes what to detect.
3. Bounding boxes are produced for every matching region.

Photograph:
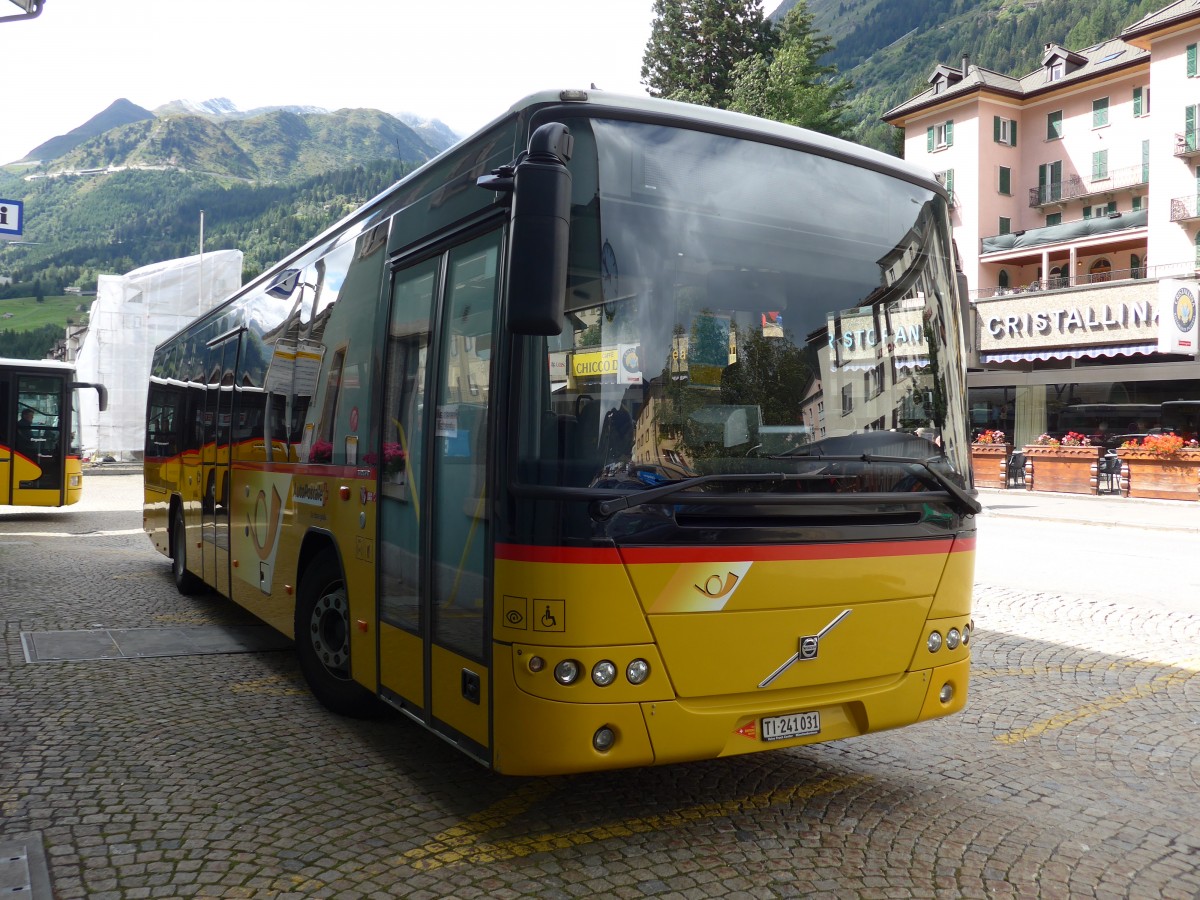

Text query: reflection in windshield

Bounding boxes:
[517,117,969,507]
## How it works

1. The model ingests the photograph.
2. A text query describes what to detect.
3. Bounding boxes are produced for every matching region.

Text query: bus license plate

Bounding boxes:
[760,710,820,742]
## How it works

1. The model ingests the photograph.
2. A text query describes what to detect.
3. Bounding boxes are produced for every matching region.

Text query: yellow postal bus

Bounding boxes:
[144,91,978,775]
[2,357,107,507]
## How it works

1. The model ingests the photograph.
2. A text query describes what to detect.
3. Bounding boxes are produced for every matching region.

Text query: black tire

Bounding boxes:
[295,548,381,718]
[171,507,204,595]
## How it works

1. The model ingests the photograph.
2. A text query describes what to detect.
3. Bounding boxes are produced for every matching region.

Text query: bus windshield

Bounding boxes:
[516,117,970,514]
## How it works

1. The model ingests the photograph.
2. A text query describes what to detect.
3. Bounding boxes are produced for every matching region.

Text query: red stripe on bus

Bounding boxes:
[496,537,971,565]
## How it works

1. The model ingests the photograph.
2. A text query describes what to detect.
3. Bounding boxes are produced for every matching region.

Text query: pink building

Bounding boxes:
[885,0,1200,450]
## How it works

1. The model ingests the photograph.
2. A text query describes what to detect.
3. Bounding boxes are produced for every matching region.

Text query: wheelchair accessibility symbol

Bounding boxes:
[533,599,565,633]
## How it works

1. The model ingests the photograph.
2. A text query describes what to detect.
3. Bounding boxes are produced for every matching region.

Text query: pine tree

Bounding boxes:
[641,0,778,108]
[727,1,853,137]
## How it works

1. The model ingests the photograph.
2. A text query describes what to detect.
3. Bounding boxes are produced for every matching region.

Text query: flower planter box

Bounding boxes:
[970,443,1011,489]
[1022,445,1104,495]
[1115,449,1200,501]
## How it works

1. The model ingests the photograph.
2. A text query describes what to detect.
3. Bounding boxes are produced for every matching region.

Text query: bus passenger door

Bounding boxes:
[11,373,68,507]
[202,335,238,597]
[378,229,500,764]
[0,377,10,505]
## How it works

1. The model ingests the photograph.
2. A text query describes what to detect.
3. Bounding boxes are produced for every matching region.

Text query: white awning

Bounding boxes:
[980,343,1159,364]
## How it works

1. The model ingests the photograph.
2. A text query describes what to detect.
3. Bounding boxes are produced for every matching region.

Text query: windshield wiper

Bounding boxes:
[591,454,981,518]
[593,473,794,518]
[779,452,981,516]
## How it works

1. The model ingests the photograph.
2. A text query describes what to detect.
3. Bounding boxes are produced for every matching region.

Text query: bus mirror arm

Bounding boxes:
[504,122,574,336]
[72,381,108,412]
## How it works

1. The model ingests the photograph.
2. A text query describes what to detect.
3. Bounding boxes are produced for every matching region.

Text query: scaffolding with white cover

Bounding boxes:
[74,250,242,459]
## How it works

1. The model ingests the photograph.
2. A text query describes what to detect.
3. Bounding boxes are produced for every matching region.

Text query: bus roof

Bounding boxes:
[0,356,76,373]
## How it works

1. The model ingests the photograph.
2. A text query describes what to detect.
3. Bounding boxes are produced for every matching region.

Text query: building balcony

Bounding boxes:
[970,260,1195,300]
[1174,132,1200,160]
[1169,196,1200,222]
[1028,164,1148,209]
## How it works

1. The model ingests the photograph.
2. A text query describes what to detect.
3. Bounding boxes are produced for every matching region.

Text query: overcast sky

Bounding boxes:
[1,0,656,165]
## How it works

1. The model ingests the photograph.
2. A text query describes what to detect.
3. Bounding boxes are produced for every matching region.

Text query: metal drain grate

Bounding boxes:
[0,833,52,898]
[20,624,292,663]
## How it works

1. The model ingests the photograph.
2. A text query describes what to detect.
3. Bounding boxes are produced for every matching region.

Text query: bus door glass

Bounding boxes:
[378,229,500,753]
[13,374,66,504]
[379,255,439,711]
[202,334,239,596]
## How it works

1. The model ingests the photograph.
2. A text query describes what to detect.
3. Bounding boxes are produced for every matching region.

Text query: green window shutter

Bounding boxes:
[999,217,1011,235]
[1010,120,1017,146]
[927,126,934,151]
[999,167,1011,194]
[1083,207,1092,219]
[1134,87,1143,117]
[1093,98,1108,128]
[944,169,954,194]
[1046,213,1061,226]
[945,120,954,146]
[1143,140,1150,182]
[1186,106,1197,151]
[1092,150,1108,180]
[994,116,1001,142]
[1188,44,1197,78]
[1107,201,1117,214]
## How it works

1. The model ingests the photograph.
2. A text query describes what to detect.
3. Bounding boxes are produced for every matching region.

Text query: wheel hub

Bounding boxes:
[309,587,350,675]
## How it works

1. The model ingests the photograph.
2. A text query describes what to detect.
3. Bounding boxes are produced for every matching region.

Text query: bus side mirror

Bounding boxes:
[73,382,108,412]
[506,122,573,336]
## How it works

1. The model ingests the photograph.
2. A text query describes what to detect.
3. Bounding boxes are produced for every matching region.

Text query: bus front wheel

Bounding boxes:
[171,508,203,595]
[295,549,380,718]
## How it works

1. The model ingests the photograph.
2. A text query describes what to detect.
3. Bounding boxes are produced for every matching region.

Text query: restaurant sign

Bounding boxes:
[977,288,1158,352]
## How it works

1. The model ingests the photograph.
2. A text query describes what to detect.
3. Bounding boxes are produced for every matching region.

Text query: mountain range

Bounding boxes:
[14,97,458,180]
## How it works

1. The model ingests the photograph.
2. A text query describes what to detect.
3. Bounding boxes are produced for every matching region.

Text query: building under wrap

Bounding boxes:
[75,250,243,459]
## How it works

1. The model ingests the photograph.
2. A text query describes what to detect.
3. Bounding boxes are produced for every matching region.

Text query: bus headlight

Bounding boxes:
[946,628,961,650]
[626,658,650,685]
[939,682,955,704]
[927,631,943,653]
[591,660,617,686]
[554,659,580,685]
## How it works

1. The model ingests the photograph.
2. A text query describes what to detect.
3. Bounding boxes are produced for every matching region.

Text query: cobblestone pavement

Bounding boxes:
[2,476,1198,899]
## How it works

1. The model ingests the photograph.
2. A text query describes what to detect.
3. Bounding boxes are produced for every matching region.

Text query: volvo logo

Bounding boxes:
[758,609,852,688]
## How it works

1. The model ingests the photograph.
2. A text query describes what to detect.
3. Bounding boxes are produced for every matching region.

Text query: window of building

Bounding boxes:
[1185,105,1198,153]
[1046,212,1062,226]
[1083,201,1117,219]
[1047,110,1063,140]
[841,383,854,416]
[1142,139,1150,183]
[998,270,1010,289]
[999,217,1011,235]
[935,169,955,206]
[1048,266,1066,288]
[927,119,954,151]
[1131,254,1143,278]
[1133,86,1150,117]
[1049,60,1065,82]
[1038,161,1062,202]
[1132,196,1143,211]
[994,116,1017,146]
[1089,259,1112,283]
[1092,149,1109,181]
[1092,98,1109,128]
[1188,43,1197,78]
[998,166,1011,195]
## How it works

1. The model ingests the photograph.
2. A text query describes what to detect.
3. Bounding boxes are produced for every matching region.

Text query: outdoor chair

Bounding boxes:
[1098,453,1122,494]
[1005,451,1026,488]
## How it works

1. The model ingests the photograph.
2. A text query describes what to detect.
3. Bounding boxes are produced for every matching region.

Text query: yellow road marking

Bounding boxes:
[993,655,1200,744]
[402,772,868,870]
